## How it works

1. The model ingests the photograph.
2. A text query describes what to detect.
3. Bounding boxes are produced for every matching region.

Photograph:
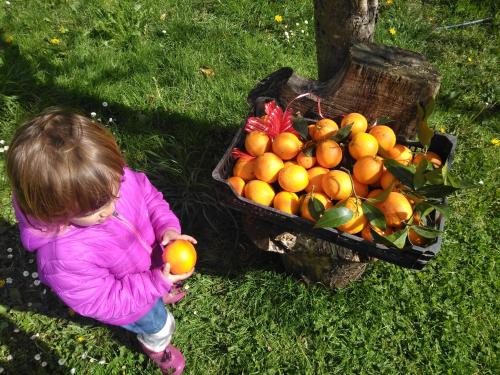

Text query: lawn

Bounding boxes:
[0,0,499,374]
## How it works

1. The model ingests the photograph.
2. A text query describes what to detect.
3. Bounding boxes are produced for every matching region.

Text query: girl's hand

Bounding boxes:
[161,262,194,284]
[161,229,197,247]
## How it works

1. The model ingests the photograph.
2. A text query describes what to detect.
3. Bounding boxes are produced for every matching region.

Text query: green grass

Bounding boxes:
[1,0,499,374]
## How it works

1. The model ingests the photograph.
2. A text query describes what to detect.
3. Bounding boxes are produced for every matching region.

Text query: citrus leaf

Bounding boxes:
[413,158,429,189]
[330,123,352,142]
[302,141,316,157]
[410,225,443,239]
[293,116,309,140]
[383,159,415,189]
[416,184,460,198]
[417,120,434,150]
[424,168,444,185]
[371,117,395,126]
[308,196,325,222]
[424,97,435,120]
[413,201,436,218]
[362,201,386,230]
[314,206,353,229]
[383,227,409,249]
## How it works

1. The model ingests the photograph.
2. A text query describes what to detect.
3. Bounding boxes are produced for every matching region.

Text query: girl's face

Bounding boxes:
[69,196,118,227]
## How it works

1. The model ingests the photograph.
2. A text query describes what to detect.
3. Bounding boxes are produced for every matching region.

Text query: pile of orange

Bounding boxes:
[227,112,443,247]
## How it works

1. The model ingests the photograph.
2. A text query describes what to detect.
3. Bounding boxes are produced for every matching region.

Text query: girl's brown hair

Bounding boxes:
[6,107,126,224]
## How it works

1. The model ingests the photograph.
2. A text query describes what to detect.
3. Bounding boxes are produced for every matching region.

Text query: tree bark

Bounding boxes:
[314,0,379,81]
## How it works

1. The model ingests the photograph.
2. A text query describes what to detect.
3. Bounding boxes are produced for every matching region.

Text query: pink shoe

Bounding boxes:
[140,343,185,374]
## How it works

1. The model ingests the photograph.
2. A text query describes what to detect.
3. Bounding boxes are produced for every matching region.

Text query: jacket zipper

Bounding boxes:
[112,211,152,254]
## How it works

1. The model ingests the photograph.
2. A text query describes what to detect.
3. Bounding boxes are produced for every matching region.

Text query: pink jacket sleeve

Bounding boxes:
[135,171,181,241]
[44,256,173,324]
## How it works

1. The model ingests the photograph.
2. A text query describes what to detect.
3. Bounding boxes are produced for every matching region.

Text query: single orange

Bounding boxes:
[300,192,332,222]
[232,158,256,181]
[278,164,309,193]
[254,152,284,183]
[227,176,245,196]
[315,139,343,168]
[336,197,368,234]
[244,131,271,156]
[369,125,396,154]
[341,113,368,136]
[380,170,399,190]
[413,151,442,168]
[305,166,329,193]
[296,151,316,169]
[377,191,413,227]
[321,170,353,201]
[308,118,339,141]
[272,132,303,160]
[353,156,384,185]
[273,191,300,215]
[383,144,413,165]
[162,240,197,274]
[244,180,275,206]
[348,133,379,160]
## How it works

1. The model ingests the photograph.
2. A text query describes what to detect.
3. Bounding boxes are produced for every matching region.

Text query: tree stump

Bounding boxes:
[248,42,441,141]
[243,216,373,289]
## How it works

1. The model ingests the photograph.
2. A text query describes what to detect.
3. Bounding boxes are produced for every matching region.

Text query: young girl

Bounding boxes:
[5,107,195,375]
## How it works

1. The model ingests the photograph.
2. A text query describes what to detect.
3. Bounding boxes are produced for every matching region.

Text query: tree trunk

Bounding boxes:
[314,0,379,81]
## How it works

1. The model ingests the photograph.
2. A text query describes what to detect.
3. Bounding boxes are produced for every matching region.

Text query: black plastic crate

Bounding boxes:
[212,121,457,270]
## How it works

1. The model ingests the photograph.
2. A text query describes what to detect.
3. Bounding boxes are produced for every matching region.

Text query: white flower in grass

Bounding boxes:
[70,368,76,374]
[5,1,11,6]
[102,102,108,107]
[7,254,13,259]
[58,359,66,366]
[90,112,97,118]
[3,145,8,151]
[13,328,19,333]
[304,20,308,24]
[295,22,299,26]
[23,271,29,277]
[0,147,4,153]
[98,360,106,365]
[34,353,41,361]
[0,140,4,145]
[479,180,484,185]
[34,280,41,286]
[81,352,88,359]
[31,333,39,340]
[301,29,305,33]
[0,366,4,373]
[6,278,13,284]
[162,30,167,34]
[89,358,95,363]
[41,362,47,367]
[108,118,113,123]
[7,247,12,252]
[6,355,12,361]
[32,272,38,278]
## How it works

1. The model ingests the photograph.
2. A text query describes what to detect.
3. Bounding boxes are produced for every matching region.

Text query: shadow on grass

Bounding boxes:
[1,39,285,372]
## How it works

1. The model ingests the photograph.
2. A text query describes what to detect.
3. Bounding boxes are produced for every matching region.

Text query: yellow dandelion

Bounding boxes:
[4,35,14,44]
[491,138,500,146]
[467,56,473,63]
[49,37,61,45]
[389,27,397,35]
[274,15,283,23]
[76,336,85,343]
[386,0,394,5]
[0,279,6,288]
[439,128,445,133]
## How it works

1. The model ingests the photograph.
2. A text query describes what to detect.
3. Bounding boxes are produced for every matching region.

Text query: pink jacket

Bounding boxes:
[14,167,180,325]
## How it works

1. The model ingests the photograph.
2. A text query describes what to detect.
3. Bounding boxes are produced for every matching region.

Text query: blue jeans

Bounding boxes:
[121,299,175,352]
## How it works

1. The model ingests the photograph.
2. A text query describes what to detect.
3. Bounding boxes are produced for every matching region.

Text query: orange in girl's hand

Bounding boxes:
[162,240,197,274]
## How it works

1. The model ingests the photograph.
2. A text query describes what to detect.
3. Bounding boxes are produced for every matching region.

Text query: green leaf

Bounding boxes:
[371,117,395,126]
[424,97,435,120]
[330,123,353,142]
[293,116,309,140]
[302,142,316,157]
[413,201,436,219]
[384,227,410,249]
[424,168,445,185]
[410,225,443,239]
[417,120,434,149]
[314,206,353,228]
[383,159,415,189]
[308,196,325,222]
[0,304,9,315]
[362,201,387,229]
[416,184,460,198]
[413,158,429,189]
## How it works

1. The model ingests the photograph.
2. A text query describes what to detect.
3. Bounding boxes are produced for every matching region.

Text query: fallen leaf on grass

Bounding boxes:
[200,66,215,78]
